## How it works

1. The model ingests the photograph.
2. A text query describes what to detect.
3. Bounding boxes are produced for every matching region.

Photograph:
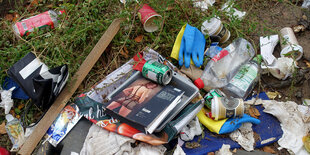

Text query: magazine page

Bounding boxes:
[73,95,168,146]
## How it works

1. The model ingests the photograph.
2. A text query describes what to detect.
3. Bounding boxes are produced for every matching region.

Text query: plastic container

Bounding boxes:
[222,55,262,100]
[280,27,303,61]
[201,17,231,43]
[13,10,65,37]
[211,96,244,120]
[197,38,255,89]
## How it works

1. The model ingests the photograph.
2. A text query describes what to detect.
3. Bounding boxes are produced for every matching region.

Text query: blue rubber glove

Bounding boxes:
[219,114,261,134]
[179,24,206,68]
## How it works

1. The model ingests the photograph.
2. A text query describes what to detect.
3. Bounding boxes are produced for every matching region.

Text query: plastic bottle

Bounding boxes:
[196,38,255,89]
[13,10,65,37]
[222,55,262,100]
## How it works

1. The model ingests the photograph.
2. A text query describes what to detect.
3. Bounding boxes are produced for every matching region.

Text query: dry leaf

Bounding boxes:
[46,4,54,8]
[30,0,39,6]
[207,152,214,155]
[232,148,237,153]
[166,6,174,11]
[266,91,281,100]
[304,60,310,68]
[10,109,16,117]
[12,12,20,22]
[0,122,6,134]
[263,146,276,154]
[120,46,129,58]
[249,107,260,118]
[4,14,13,21]
[18,103,25,110]
[134,35,143,43]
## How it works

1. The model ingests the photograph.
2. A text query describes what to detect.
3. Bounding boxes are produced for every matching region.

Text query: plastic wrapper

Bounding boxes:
[7,52,69,111]
[5,114,25,152]
[46,104,82,147]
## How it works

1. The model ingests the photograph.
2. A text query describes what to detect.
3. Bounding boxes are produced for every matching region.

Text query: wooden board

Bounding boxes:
[18,18,122,155]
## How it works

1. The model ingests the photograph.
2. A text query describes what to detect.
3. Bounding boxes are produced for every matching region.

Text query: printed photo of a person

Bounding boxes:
[107,78,161,117]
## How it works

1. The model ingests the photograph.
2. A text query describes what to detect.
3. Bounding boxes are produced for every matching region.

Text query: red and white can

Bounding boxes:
[138,4,162,32]
[13,10,65,37]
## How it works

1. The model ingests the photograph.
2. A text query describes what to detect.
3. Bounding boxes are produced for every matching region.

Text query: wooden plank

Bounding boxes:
[18,18,122,155]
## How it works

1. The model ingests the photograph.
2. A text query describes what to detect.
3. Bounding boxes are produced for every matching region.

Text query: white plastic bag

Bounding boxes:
[0,87,15,114]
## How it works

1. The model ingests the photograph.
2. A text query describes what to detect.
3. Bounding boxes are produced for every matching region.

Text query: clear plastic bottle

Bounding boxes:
[197,38,255,89]
[222,55,262,100]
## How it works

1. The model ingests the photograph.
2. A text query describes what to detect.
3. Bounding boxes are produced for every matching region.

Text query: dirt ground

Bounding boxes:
[1,0,310,154]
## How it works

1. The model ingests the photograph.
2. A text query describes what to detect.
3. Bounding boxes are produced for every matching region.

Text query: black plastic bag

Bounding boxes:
[7,52,68,110]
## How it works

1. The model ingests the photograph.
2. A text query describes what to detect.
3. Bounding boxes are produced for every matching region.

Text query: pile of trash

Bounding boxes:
[1,0,310,155]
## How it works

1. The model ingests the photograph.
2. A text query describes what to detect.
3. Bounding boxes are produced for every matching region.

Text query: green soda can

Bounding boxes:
[204,89,225,109]
[142,60,172,85]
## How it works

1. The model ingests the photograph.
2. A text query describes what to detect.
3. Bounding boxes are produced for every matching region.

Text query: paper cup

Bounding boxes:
[138,4,162,32]
[280,27,303,60]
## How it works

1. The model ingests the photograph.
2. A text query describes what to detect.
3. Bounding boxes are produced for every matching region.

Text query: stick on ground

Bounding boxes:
[18,18,123,155]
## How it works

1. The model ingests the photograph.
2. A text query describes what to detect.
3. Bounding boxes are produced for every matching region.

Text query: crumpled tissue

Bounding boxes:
[216,144,232,155]
[179,117,202,141]
[229,123,255,151]
[262,100,310,155]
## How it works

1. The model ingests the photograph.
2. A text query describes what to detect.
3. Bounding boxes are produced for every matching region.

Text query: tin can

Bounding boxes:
[138,4,162,32]
[203,89,225,109]
[201,17,231,43]
[142,60,172,85]
[13,10,65,37]
[211,96,244,120]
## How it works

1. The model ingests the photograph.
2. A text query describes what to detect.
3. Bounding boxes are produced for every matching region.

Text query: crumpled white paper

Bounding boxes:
[179,117,202,141]
[262,57,296,80]
[216,144,232,155]
[80,124,166,155]
[221,1,246,20]
[173,144,186,155]
[260,35,279,65]
[0,87,15,114]
[229,123,255,151]
[262,100,310,155]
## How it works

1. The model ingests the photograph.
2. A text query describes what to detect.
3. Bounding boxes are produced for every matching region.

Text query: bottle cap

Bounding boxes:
[194,78,204,89]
